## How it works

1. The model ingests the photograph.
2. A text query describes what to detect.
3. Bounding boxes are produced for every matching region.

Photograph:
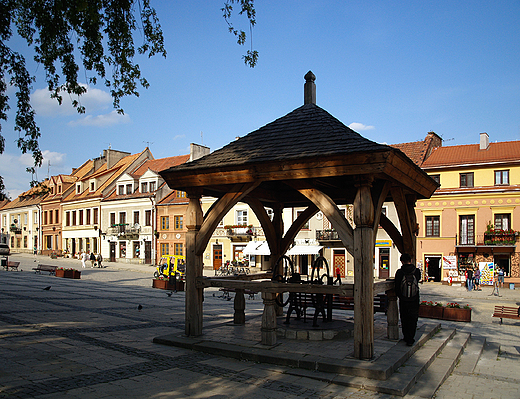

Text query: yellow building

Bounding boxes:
[415,133,520,282]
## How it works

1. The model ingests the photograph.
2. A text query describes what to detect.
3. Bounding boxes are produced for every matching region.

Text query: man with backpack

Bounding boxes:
[394,253,421,346]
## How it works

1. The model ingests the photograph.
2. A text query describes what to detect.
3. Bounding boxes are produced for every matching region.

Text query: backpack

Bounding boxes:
[400,270,419,299]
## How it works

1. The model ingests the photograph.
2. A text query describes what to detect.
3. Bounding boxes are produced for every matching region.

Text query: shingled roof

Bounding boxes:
[163,103,390,172]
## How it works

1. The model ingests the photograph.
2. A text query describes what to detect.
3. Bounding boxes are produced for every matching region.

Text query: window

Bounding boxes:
[134,211,140,225]
[51,187,54,195]
[459,215,475,245]
[174,215,183,230]
[79,210,83,225]
[48,211,53,225]
[174,243,183,256]
[161,216,169,230]
[141,182,148,193]
[23,236,27,248]
[58,185,62,193]
[145,210,151,226]
[72,211,77,226]
[176,190,186,198]
[76,184,81,194]
[133,241,140,258]
[90,181,95,191]
[265,208,274,221]
[460,172,474,188]
[494,214,511,231]
[149,181,156,192]
[431,174,440,185]
[86,209,91,225]
[161,243,169,256]
[33,211,38,224]
[236,210,248,226]
[93,238,98,253]
[55,209,59,224]
[110,213,116,226]
[43,211,48,225]
[66,211,70,226]
[93,208,99,224]
[118,185,124,195]
[126,184,132,194]
[495,170,509,185]
[119,242,126,257]
[119,212,126,225]
[425,216,440,237]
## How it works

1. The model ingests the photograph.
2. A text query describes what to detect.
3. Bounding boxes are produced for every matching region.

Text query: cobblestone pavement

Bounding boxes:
[1,253,520,398]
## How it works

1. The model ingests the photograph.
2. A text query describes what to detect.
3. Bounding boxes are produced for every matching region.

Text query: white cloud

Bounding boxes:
[348,122,375,131]
[173,134,186,140]
[32,84,112,116]
[68,110,131,127]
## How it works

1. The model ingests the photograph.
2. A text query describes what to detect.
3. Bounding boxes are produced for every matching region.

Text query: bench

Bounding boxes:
[3,261,20,271]
[493,305,520,324]
[218,288,258,300]
[284,292,388,326]
[33,264,58,275]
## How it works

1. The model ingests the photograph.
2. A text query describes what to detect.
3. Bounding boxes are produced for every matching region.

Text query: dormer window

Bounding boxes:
[118,185,124,195]
[58,185,62,193]
[76,183,82,194]
[149,181,156,192]
[126,184,132,194]
[141,182,148,193]
[90,181,95,192]
[51,187,54,195]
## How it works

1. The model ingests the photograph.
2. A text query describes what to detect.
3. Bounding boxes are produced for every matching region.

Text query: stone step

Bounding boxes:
[453,336,486,375]
[406,331,471,398]
[285,327,458,397]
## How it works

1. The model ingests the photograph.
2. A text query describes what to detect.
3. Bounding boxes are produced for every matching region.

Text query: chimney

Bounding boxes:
[304,71,316,105]
[479,132,489,150]
[189,143,210,162]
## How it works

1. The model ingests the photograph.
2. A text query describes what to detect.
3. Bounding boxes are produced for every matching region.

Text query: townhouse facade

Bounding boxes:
[415,132,520,282]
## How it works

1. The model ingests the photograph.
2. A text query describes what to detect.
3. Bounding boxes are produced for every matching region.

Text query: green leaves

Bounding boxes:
[222,0,258,68]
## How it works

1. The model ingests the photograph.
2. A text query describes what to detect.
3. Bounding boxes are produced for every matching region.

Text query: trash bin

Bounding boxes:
[509,283,515,290]
[0,257,6,267]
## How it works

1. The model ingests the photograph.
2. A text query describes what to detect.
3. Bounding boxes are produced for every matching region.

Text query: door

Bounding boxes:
[71,239,76,255]
[213,245,222,270]
[145,241,151,264]
[110,242,116,262]
[426,256,441,282]
[333,250,345,277]
[300,254,309,276]
[379,248,390,279]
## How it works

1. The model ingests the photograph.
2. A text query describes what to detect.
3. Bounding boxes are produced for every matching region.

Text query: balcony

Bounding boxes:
[316,230,340,241]
[225,225,255,241]
[456,231,518,247]
[107,224,141,239]
[10,224,22,234]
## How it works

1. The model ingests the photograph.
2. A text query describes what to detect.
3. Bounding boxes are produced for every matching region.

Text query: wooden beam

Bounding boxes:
[379,213,405,254]
[195,182,260,255]
[287,181,354,253]
[280,204,319,255]
[245,197,278,255]
[391,186,415,257]
[371,181,391,244]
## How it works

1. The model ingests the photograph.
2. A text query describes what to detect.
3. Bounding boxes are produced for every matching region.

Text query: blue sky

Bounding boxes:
[2,0,520,198]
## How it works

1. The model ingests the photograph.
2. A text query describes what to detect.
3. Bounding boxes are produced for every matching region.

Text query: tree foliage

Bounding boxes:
[0,0,257,199]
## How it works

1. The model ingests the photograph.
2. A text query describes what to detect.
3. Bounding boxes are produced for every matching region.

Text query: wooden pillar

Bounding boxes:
[261,292,277,345]
[234,289,246,324]
[386,288,399,340]
[271,204,284,317]
[353,181,375,359]
[185,189,204,336]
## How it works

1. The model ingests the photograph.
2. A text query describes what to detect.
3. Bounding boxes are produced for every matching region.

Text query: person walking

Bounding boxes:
[473,267,481,291]
[394,253,421,346]
[81,251,88,268]
[97,253,103,268]
[89,252,96,268]
[498,267,505,288]
[466,268,474,291]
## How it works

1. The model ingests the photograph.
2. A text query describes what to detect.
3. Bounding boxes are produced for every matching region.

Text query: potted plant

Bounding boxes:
[152,275,184,291]
[56,268,81,279]
[419,301,444,319]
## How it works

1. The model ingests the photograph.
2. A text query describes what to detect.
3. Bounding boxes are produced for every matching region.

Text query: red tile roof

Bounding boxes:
[131,155,190,178]
[391,132,442,166]
[422,140,520,169]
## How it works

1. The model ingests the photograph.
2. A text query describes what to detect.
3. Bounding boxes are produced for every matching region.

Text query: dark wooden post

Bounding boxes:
[353,181,375,359]
[386,288,399,340]
[234,289,246,324]
[261,292,277,345]
[185,189,204,336]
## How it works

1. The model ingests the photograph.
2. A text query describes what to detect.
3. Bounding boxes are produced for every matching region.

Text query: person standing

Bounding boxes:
[81,251,88,268]
[498,267,505,288]
[394,253,421,346]
[473,267,481,291]
[90,252,96,268]
[466,268,473,291]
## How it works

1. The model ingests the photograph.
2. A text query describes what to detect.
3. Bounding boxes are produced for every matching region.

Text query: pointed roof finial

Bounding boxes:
[304,71,316,105]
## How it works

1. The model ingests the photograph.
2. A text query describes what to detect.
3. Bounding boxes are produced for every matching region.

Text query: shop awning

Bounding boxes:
[242,241,271,255]
[286,245,323,255]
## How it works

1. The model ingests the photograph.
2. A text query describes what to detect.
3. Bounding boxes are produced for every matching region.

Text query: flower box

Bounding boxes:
[56,269,81,279]
[419,304,444,319]
[152,279,184,291]
[443,307,471,322]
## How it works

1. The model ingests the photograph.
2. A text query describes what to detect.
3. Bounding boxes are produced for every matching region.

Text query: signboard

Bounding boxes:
[375,240,392,247]
[442,255,457,270]
[479,262,494,286]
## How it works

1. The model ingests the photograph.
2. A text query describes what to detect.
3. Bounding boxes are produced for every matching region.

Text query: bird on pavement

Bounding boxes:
[43,286,51,290]
[166,291,173,297]
[137,304,143,311]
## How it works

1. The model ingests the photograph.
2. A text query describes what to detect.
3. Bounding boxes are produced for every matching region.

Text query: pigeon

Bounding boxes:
[43,286,51,290]
[137,304,143,311]
[166,291,173,297]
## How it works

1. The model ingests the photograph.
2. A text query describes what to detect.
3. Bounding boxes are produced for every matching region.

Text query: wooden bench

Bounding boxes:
[33,264,58,275]
[219,287,258,300]
[493,305,520,324]
[3,261,20,271]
